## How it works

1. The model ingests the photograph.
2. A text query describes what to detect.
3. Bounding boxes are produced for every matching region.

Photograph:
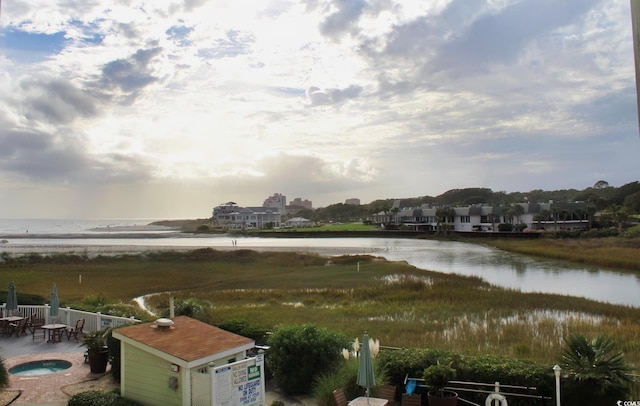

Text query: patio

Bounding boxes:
[0,332,108,405]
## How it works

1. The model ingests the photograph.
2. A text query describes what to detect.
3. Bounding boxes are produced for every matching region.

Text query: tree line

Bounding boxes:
[292,181,640,224]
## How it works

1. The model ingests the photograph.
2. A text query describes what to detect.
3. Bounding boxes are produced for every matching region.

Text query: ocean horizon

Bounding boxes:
[0,218,168,235]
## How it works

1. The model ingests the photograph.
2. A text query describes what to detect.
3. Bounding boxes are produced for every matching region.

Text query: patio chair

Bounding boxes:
[30,317,46,341]
[0,320,8,337]
[66,318,85,341]
[401,393,421,406]
[333,388,348,406]
[8,317,28,337]
[376,385,397,404]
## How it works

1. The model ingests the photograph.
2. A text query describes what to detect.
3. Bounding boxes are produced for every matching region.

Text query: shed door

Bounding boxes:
[191,368,212,406]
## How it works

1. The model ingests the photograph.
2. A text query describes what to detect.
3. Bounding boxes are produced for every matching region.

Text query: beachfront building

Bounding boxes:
[263,193,286,212]
[284,217,313,228]
[373,201,591,232]
[113,316,264,406]
[289,197,312,209]
[212,202,281,230]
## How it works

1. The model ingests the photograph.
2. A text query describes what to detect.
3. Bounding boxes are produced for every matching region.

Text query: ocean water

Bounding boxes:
[0,218,164,235]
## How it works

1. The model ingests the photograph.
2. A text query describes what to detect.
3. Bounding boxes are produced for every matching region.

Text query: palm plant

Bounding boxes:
[559,333,635,403]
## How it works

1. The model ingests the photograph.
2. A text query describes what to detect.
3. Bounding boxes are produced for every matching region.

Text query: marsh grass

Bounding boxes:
[485,238,640,271]
[2,248,640,367]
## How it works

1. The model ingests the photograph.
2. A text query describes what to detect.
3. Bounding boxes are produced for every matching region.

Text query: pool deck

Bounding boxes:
[1,333,97,405]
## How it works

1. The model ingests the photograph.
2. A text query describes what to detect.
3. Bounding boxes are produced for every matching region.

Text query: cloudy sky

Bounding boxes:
[0,0,638,219]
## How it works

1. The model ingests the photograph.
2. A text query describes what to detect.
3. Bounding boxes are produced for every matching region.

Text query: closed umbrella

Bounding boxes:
[357,331,376,404]
[49,284,59,321]
[6,280,18,317]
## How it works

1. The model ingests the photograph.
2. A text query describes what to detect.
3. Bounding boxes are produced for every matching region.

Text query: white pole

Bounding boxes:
[553,365,562,406]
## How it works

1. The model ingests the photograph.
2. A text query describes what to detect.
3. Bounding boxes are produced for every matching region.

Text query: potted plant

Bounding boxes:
[82,328,109,373]
[423,363,458,406]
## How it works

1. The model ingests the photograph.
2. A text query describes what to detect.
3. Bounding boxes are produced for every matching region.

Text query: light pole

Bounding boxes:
[553,365,562,406]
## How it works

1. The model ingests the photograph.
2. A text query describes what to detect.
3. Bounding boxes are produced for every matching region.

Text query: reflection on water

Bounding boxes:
[2,235,638,307]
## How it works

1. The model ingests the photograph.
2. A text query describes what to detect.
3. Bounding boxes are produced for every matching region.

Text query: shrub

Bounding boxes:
[622,225,640,239]
[313,360,359,406]
[67,390,141,406]
[216,319,270,343]
[559,334,636,405]
[423,363,456,395]
[267,324,349,395]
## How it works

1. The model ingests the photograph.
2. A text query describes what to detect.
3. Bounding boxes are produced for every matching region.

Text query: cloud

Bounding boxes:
[0,0,637,218]
[197,30,254,59]
[306,85,363,106]
[0,126,154,184]
[98,46,163,103]
[319,0,368,39]
[20,78,98,124]
[166,24,194,46]
[432,0,601,71]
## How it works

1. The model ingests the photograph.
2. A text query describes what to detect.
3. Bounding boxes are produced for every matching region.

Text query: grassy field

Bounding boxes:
[2,246,640,369]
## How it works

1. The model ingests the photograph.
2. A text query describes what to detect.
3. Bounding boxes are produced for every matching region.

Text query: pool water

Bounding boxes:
[9,360,72,376]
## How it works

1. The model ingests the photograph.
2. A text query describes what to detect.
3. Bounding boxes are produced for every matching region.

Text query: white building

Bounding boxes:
[375,201,591,232]
[263,193,286,212]
[284,217,313,228]
[212,202,281,230]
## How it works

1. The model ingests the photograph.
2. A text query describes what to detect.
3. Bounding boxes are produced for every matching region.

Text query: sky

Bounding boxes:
[0,0,639,219]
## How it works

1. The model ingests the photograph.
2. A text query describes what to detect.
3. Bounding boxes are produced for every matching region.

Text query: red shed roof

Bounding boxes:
[114,316,254,362]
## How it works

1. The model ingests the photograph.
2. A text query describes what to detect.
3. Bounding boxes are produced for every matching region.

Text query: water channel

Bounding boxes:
[3,234,638,308]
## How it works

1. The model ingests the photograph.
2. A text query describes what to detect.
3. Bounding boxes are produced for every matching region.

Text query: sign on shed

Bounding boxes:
[213,355,265,406]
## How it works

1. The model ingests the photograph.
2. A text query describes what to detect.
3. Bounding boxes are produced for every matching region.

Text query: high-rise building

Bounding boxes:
[290,197,313,209]
[263,193,286,212]
[345,198,360,205]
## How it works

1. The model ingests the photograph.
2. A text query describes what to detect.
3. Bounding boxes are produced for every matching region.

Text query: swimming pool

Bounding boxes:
[9,359,72,376]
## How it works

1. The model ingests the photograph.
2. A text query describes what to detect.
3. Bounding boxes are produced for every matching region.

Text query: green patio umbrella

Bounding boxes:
[49,284,59,319]
[6,280,18,317]
[357,331,376,403]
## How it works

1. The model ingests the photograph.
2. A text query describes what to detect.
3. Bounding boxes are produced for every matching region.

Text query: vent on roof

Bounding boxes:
[153,318,175,330]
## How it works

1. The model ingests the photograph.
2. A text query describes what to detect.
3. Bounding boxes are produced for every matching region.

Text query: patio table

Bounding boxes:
[41,323,67,343]
[348,397,389,406]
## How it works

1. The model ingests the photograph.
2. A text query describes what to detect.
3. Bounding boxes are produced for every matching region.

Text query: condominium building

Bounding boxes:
[212,202,281,230]
[263,193,286,212]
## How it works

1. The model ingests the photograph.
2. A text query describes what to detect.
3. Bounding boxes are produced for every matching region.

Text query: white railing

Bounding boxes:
[2,304,140,332]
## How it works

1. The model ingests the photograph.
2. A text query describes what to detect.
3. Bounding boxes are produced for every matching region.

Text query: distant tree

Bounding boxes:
[391,207,400,225]
[624,191,640,214]
[435,207,455,235]
[601,205,630,233]
[594,180,610,190]
[511,204,525,229]
[586,204,597,229]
